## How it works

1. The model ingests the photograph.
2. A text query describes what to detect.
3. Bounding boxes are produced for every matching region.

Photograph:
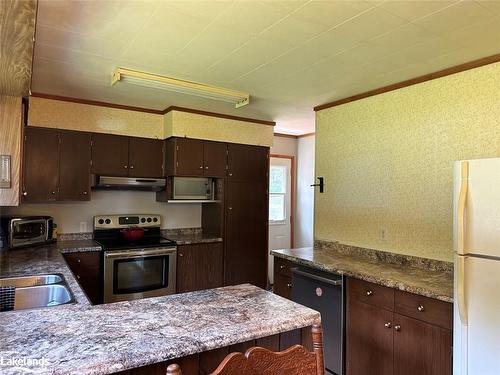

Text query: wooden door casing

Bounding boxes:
[176,243,224,293]
[393,314,452,375]
[128,137,164,178]
[346,299,394,375]
[203,141,227,177]
[91,133,129,176]
[22,127,59,202]
[59,130,91,201]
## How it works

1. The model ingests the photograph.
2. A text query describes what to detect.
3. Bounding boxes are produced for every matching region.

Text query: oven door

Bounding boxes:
[9,219,48,248]
[104,247,176,303]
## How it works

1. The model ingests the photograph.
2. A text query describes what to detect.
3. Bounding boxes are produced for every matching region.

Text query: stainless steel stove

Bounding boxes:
[94,214,177,303]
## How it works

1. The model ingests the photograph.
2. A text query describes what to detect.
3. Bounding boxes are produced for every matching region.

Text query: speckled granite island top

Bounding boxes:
[272,245,453,303]
[0,244,319,375]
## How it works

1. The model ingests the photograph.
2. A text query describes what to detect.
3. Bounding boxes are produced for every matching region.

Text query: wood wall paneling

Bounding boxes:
[0,0,37,96]
[0,96,23,206]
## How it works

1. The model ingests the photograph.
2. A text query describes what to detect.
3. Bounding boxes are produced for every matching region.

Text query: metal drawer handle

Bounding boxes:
[280,265,285,270]
[291,268,342,286]
[366,290,373,296]
[417,305,425,312]
[286,283,292,288]
[394,325,401,332]
[384,322,391,329]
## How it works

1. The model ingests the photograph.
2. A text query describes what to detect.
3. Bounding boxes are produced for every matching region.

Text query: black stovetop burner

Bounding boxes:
[94,227,176,251]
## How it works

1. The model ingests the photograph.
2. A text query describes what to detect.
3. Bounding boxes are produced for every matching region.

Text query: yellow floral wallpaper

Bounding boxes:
[164,110,274,147]
[28,97,164,138]
[315,61,500,261]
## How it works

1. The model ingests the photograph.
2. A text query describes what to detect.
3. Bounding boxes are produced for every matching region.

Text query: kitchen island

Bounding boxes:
[0,244,320,374]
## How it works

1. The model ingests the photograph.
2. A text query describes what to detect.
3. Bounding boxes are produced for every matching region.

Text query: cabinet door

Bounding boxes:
[176,138,204,176]
[59,131,91,201]
[273,273,292,299]
[91,133,129,176]
[225,181,268,288]
[22,127,59,202]
[176,243,224,293]
[227,144,268,182]
[128,137,164,177]
[393,314,452,375]
[347,299,394,375]
[63,251,102,304]
[203,141,227,177]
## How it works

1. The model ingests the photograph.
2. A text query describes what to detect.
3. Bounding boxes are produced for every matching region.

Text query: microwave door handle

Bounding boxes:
[105,248,176,259]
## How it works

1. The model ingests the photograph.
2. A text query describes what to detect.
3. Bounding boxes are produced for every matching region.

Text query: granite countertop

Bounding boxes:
[165,232,223,245]
[0,243,319,375]
[272,246,453,303]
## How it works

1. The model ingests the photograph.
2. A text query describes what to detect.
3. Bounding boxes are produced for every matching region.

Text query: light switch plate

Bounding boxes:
[0,155,11,189]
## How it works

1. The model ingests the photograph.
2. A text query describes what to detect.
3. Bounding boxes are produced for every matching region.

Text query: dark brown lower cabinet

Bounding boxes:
[347,299,394,375]
[176,243,224,293]
[63,251,102,305]
[115,327,311,375]
[393,314,452,375]
[347,277,452,375]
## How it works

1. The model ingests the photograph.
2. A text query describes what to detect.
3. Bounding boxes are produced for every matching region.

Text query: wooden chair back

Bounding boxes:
[166,324,324,375]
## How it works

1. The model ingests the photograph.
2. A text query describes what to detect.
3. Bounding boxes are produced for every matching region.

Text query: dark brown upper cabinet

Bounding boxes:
[91,134,163,177]
[59,131,91,201]
[128,137,164,178]
[22,127,60,202]
[165,137,227,177]
[91,133,129,177]
[227,144,268,182]
[203,141,227,177]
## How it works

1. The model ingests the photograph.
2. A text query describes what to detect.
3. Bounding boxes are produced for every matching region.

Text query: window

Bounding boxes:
[269,165,286,222]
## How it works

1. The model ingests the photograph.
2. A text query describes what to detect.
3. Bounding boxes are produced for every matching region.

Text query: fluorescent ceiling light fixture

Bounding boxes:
[112,68,250,108]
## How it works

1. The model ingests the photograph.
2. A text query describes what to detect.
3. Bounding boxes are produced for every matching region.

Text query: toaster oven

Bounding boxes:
[0,216,54,249]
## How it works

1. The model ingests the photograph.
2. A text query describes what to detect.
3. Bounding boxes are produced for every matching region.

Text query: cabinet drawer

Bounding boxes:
[274,257,295,277]
[274,273,293,300]
[395,290,452,330]
[348,278,394,311]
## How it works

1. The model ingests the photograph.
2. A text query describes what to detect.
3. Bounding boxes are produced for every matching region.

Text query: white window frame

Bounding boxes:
[269,165,287,225]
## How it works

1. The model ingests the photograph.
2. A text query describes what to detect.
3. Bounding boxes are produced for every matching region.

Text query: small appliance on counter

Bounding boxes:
[94,214,177,303]
[0,216,54,249]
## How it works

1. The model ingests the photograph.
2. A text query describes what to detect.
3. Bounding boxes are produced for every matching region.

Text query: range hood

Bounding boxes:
[92,176,165,191]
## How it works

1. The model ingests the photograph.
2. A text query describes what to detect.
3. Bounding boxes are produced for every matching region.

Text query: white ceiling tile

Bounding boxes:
[379,0,458,21]
[212,1,291,35]
[369,23,438,50]
[443,15,500,48]
[414,1,496,35]
[292,0,374,27]
[160,0,233,21]
[35,24,128,58]
[259,15,331,46]
[399,36,465,62]
[476,0,500,15]
[328,6,408,42]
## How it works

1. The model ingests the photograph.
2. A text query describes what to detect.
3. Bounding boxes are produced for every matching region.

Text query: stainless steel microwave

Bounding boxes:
[172,177,214,200]
[0,216,54,249]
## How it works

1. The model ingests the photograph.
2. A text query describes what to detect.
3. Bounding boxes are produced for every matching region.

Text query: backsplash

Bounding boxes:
[0,190,201,233]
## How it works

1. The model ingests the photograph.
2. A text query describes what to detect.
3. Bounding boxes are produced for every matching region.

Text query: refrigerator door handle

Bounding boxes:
[457,161,469,256]
[457,255,468,325]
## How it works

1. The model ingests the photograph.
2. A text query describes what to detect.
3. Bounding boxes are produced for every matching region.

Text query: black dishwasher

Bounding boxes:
[292,267,344,375]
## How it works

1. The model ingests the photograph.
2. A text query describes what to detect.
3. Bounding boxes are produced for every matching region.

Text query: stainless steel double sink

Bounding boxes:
[0,274,75,311]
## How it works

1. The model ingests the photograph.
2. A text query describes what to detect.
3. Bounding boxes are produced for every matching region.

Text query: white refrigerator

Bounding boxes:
[453,158,500,375]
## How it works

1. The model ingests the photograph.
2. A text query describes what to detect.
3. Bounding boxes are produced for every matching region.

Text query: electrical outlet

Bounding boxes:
[379,228,387,241]
[79,222,87,233]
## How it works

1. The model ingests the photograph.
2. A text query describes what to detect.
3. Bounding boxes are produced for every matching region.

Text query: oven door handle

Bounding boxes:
[105,248,176,259]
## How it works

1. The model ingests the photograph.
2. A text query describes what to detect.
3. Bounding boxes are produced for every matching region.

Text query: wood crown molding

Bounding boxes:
[314,53,500,112]
[274,132,315,139]
[30,93,165,114]
[163,106,275,126]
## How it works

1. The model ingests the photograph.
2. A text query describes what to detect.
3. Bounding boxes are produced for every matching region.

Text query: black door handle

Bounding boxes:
[310,177,324,193]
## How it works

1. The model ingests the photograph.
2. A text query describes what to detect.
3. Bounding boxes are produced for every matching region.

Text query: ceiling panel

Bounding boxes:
[31,0,500,134]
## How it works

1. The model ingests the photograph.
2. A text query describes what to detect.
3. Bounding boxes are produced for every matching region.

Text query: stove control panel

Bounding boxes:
[94,214,161,229]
